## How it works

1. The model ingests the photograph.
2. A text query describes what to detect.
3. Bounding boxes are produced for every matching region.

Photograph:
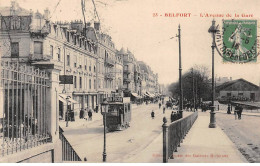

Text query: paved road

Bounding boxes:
[216,112,260,163]
[62,103,191,162]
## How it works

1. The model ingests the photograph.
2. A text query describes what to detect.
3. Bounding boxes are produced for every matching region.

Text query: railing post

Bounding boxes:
[162,117,169,163]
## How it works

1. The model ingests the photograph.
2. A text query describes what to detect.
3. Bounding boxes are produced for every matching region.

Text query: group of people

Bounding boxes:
[79,108,93,121]
[227,104,243,120]
[151,100,181,122]
[170,111,181,122]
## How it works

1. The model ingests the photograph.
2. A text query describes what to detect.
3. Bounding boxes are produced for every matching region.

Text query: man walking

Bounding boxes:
[151,110,155,119]
[238,105,243,120]
[88,110,92,121]
[234,104,239,120]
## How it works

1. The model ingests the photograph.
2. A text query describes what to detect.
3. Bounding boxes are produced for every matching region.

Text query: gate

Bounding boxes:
[0,61,50,157]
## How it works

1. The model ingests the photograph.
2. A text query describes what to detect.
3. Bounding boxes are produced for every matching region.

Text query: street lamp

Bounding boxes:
[101,99,109,162]
[177,24,183,118]
[66,96,71,127]
[208,19,219,128]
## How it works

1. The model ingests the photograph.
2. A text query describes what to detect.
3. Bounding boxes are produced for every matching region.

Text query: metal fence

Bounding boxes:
[0,61,50,157]
[59,127,82,161]
[162,111,198,163]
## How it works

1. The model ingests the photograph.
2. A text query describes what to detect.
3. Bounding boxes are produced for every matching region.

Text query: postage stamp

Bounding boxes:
[216,20,258,63]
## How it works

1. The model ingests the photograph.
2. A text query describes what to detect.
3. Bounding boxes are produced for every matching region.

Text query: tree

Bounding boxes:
[168,65,211,104]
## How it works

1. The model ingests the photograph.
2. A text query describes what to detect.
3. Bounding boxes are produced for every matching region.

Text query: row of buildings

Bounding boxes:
[0,2,164,120]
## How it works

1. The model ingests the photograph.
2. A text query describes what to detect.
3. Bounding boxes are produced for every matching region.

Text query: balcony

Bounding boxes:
[124,77,131,83]
[104,73,115,80]
[29,54,52,61]
[123,68,131,74]
[104,58,114,67]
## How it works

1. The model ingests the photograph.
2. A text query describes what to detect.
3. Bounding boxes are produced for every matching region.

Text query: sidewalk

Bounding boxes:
[216,110,260,117]
[168,112,247,163]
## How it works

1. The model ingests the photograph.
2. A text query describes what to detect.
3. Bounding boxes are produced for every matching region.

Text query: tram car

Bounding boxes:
[101,97,131,131]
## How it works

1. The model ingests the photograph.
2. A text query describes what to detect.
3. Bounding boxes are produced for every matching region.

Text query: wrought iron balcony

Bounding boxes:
[123,77,131,83]
[104,58,114,67]
[123,68,131,74]
[28,54,52,61]
[104,73,115,80]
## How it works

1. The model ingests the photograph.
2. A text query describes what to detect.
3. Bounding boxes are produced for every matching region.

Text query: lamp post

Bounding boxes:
[177,24,183,118]
[208,19,219,128]
[101,99,108,162]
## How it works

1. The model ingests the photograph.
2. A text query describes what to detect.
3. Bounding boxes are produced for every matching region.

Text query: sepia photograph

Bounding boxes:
[0,0,260,163]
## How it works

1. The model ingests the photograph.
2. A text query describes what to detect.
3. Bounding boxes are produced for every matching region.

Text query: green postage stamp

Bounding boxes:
[222,20,257,63]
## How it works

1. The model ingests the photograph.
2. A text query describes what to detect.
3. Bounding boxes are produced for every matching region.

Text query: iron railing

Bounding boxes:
[59,126,82,161]
[0,61,50,157]
[162,111,198,163]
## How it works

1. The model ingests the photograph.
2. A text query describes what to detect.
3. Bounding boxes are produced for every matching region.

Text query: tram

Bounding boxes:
[101,97,131,131]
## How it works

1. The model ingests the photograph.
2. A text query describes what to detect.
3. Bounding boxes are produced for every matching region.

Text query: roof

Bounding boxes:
[138,61,149,74]
[118,47,127,54]
[0,2,31,16]
[216,78,259,92]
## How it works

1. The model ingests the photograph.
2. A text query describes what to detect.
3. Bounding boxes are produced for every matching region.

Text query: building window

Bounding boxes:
[74,36,76,45]
[11,42,19,58]
[94,66,96,72]
[89,65,91,72]
[227,93,231,97]
[89,79,92,89]
[67,55,70,66]
[238,93,243,96]
[67,32,70,42]
[50,45,53,58]
[34,42,43,54]
[94,79,96,89]
[74,76,77,88]
[57,48,61,61]
[74,56,77,68]
[80,77,82,88]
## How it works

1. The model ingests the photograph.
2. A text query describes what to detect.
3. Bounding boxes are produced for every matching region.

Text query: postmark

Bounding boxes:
[215,20,259,63]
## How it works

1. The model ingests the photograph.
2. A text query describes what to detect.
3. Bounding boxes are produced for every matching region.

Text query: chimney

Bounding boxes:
[44,8,50,21]
[94,22,100,31]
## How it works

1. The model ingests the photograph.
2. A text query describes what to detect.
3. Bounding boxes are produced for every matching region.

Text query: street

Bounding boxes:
[61,103,192,162]
[216,111,260,163]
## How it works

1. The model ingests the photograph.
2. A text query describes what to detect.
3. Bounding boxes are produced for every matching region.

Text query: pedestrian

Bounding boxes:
[170,111,174,122]
[163,106,165,114]
[234,104,239,120]
[159,102,161,109]
[88,110,92,121]
[227,104,231,114]
[238,105,243,120]
[151,110,155,119]
[80,108,84,119]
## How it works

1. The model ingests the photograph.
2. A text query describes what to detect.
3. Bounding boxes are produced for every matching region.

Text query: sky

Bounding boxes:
[1,0,260,85]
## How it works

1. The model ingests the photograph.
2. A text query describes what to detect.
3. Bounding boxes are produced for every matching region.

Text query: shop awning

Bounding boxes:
[131,92,141,98]
[145,92,151,97]
[59,94,79,104]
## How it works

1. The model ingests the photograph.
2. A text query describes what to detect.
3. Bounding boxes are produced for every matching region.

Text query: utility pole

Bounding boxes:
[178,24,183,118]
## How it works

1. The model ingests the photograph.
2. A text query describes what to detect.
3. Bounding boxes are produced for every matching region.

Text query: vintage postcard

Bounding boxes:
[0,0,260,164]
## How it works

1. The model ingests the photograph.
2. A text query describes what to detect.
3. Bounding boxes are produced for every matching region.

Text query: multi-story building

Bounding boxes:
[138,61,159,98]
[118,48,134,97]
[115,50,124,95]
[0,2,121,120]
